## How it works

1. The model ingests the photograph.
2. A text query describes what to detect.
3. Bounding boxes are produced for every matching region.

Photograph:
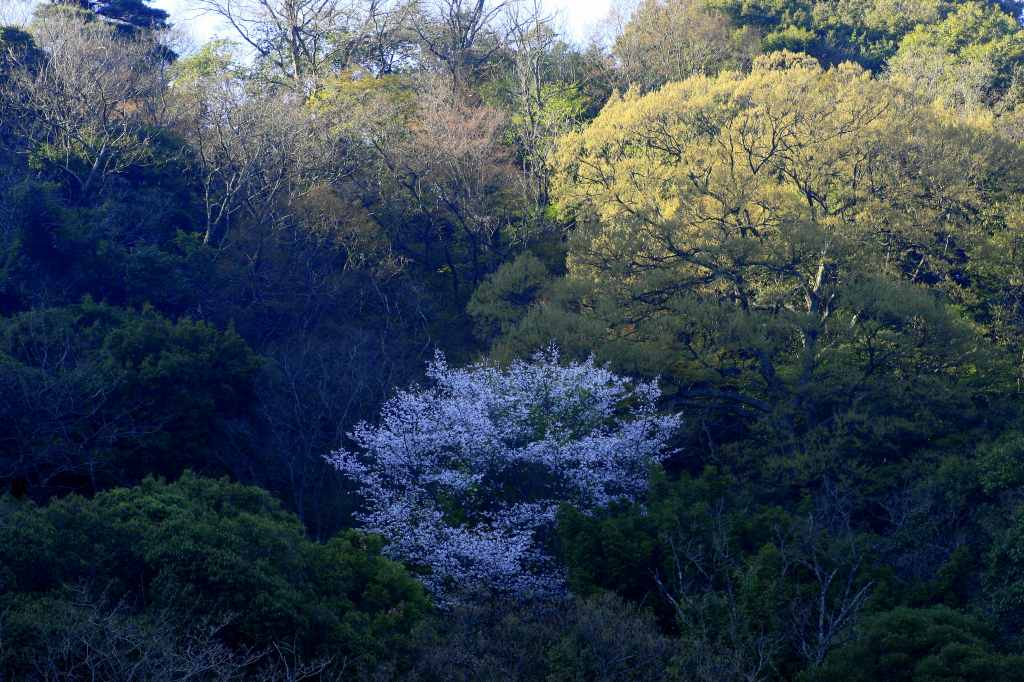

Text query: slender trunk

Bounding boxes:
[80,144,107,198]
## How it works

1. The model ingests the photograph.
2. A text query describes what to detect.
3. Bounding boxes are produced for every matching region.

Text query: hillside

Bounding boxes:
[3,0,1024,679]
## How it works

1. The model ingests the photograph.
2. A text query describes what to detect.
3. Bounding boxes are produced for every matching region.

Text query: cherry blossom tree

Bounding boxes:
[327,347,682,603]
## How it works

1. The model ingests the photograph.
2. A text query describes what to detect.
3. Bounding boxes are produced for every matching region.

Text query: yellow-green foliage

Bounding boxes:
[554,52,1019,296]
[535,53,1024,441]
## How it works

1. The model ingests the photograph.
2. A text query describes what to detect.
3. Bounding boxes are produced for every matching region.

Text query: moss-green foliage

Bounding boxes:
[467,252,553,342]
[890,1,1024,108]
[0,473,429,676]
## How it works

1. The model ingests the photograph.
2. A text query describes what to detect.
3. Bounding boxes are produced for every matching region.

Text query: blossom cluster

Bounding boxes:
[327,347,681,603]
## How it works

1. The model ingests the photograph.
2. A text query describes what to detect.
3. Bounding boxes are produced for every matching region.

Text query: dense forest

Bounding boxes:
[3,0,1024,678]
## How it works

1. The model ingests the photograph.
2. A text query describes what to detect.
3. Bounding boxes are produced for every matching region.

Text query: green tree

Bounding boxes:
[468,251,553,342]
[558,468,878,679]
[805,606,1024,682]
[0,473,429,676]
[511,53,1024,485]
[0,302,261,496]
[889,1,1024,110]
[705,0,1023,70]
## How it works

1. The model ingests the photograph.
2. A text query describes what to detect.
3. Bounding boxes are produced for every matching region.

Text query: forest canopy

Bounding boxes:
[3,0,1024,679]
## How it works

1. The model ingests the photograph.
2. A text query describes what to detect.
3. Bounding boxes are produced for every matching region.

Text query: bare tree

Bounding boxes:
[654,500,782,682]
[171,50,348,246]
[412,0,512,88]
[611,0,760,91]
[192,0,394,88]
[409,86,513,285]
[357,0,418,74]
[327,69,517,296]
[407,594,675,681]
[504,0,580,215]
[254,317,426,539]
[0,0,36,26]
[3,9,172,198]
[649,482,873,680]
[778,484,874,668]
[1,585,255,681]
[0,584,334,681]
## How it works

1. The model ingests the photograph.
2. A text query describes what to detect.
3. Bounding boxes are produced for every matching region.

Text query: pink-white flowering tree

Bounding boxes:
[326,348,682,603]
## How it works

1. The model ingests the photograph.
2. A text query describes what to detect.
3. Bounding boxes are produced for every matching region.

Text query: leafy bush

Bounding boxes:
[805,606,1024,682]
[0,473,429,677]
[0,301,262,496]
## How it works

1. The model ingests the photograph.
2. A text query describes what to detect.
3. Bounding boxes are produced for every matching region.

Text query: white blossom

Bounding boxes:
[326,347,681,603]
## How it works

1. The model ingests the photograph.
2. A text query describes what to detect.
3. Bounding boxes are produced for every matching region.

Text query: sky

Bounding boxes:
[151,0,615,49]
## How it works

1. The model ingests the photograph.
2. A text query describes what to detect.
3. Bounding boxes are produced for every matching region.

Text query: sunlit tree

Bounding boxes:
[328,348,681,602]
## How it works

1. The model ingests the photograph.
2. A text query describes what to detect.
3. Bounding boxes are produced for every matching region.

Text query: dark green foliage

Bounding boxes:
[467,252,552,343]
[805,606,1024,682]
[404,593,674,681]
[4,0,1024,676]
[985,506,1024,632]
[559,469,905,677]
[0,301,261,496]
[0,474,429,676]
[1,169,206,316]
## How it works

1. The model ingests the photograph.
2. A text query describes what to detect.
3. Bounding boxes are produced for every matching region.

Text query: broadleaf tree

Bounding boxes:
[328,348,682,603]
